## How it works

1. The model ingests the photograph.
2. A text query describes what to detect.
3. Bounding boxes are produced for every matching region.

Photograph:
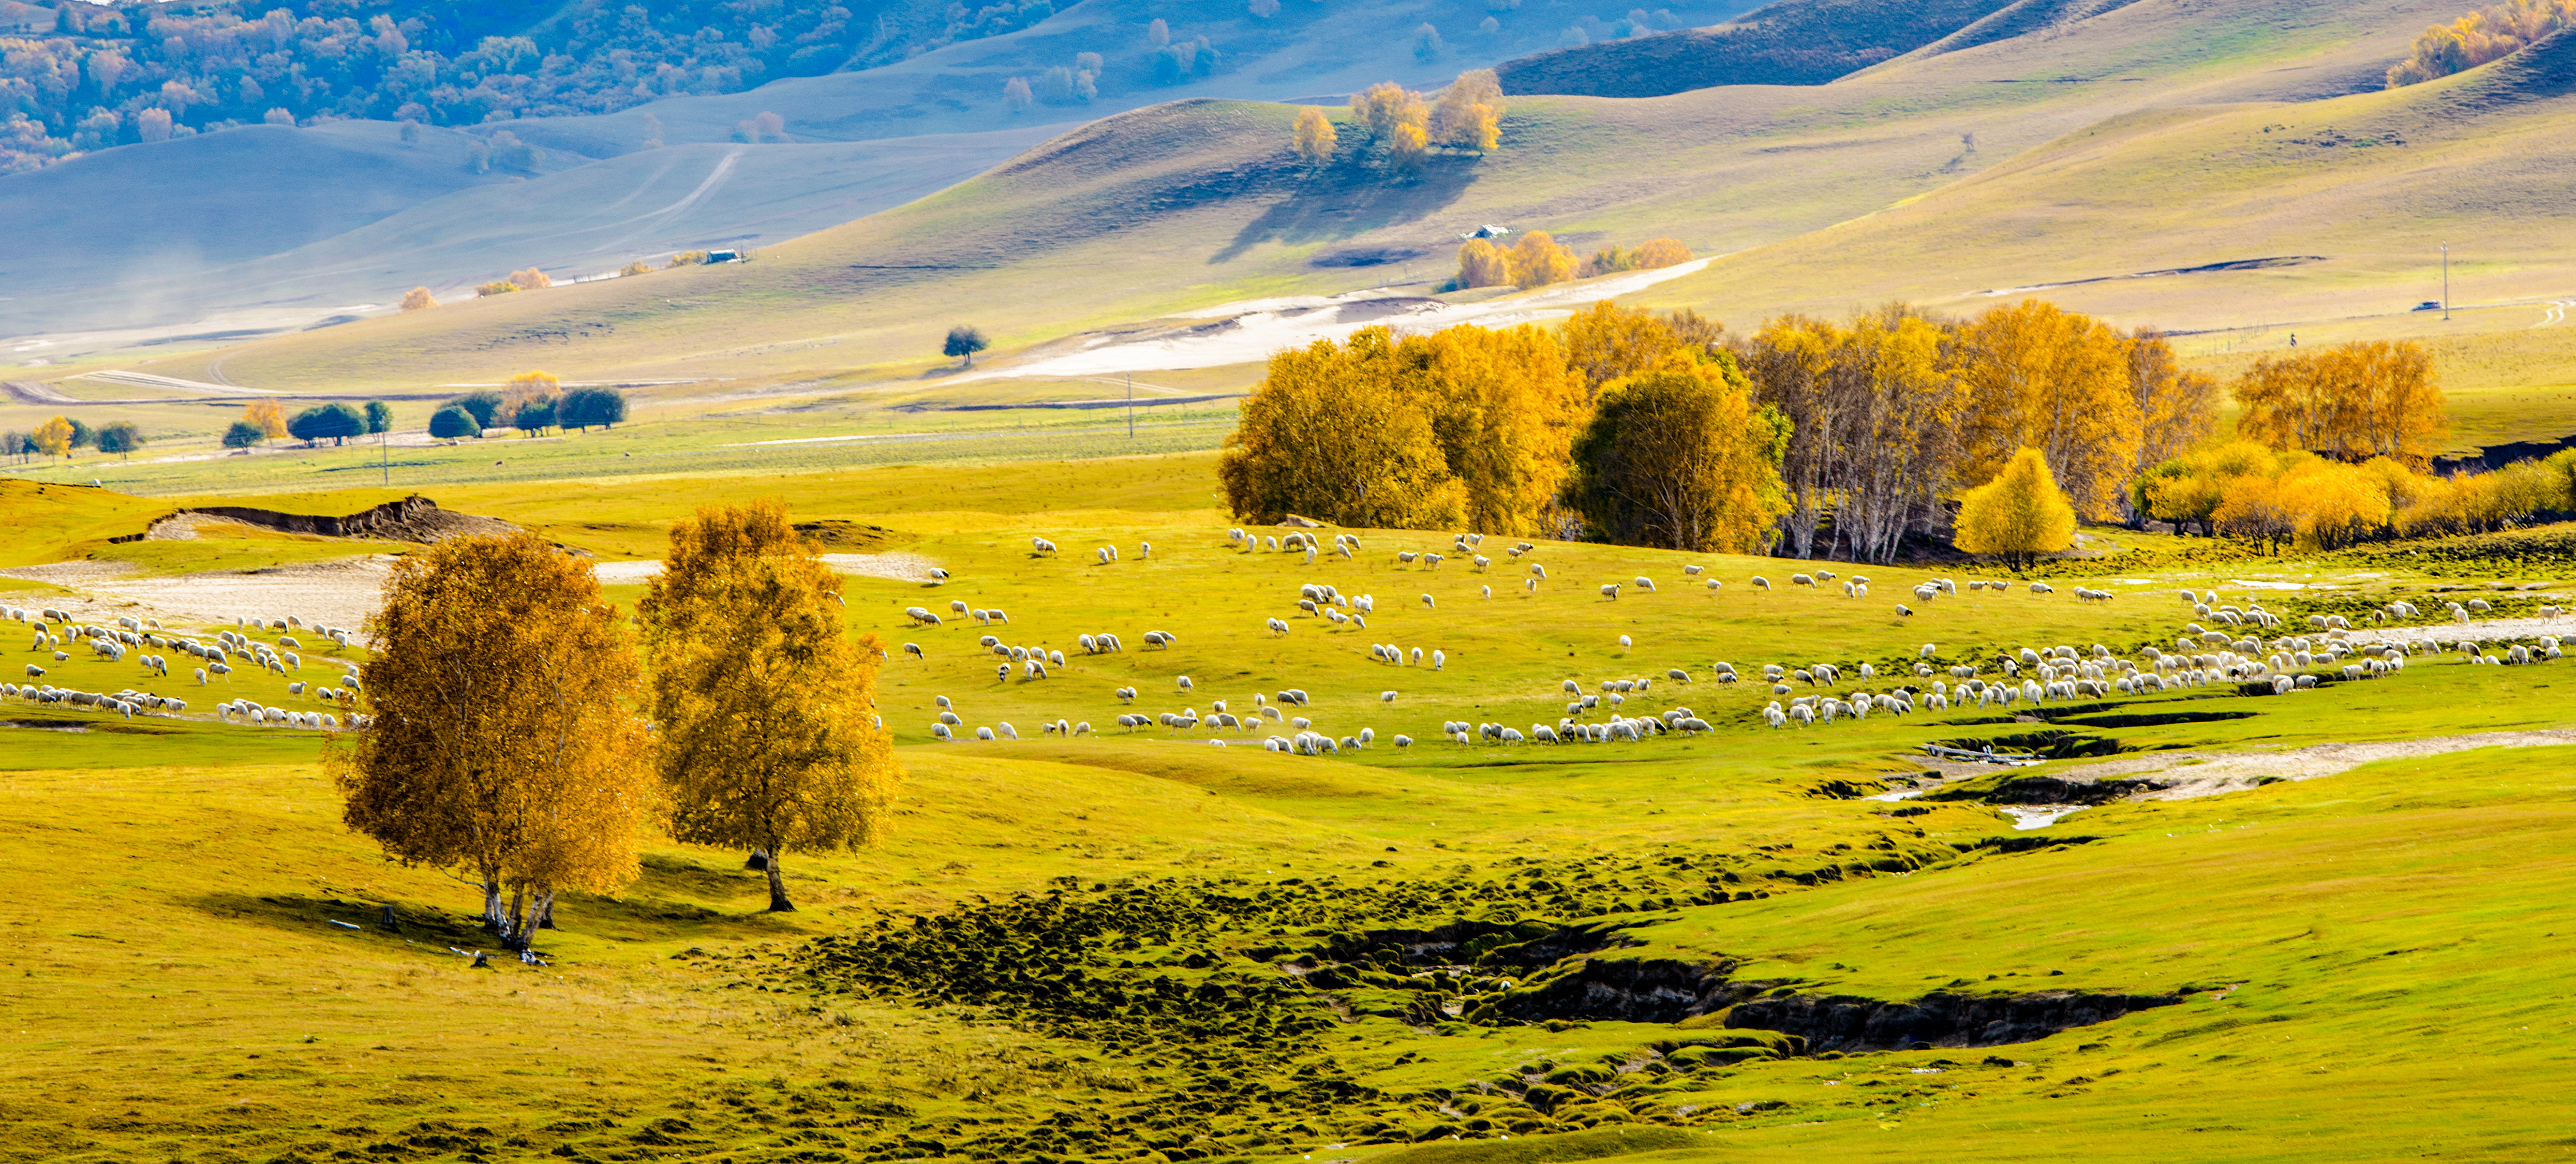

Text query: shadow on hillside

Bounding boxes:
[184,891,491,949]
[1212,153,1482,264]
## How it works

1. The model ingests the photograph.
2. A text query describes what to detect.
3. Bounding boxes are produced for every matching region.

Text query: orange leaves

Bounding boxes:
[1952,298,2140,521]
[2388,0,2575,85]
[242,398,288,439]
[1506,230,1577,289]
[2232,340,2445,465]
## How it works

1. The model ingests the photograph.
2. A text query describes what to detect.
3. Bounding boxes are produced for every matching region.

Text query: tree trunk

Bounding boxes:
[765,852,795,912]
[505,884,528,948]
[482,877,508,939]
[532,889,557,931]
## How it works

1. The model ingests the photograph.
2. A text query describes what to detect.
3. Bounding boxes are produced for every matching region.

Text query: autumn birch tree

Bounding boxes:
[333,533,651,947]
[639,500,899,913]
[1953,448,2076,569]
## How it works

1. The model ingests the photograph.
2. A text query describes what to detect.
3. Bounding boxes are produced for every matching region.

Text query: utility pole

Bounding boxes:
[1127,373,1134,438]
[381,426,389,488]
[2442,241,2451,321]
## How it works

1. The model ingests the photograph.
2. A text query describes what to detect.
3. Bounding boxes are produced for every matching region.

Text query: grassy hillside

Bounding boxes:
[110,0,2472,402]
[5,461,2576,1162]
[1494,0,2020,98]
[1627,21,2576,437]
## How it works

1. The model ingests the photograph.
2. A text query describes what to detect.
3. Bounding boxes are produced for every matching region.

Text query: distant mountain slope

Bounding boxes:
[1633,21,2576,330]
[1494,0,2019,97]
[2,0,1759,342]
[121,0,2476,394]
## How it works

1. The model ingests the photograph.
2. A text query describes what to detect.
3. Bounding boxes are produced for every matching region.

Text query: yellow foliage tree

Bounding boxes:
[1387,120,1428,167]
[1953,447,2076,569]
[639,500,900,913]
[2232,339,2445,464]
[504,370,563,421]
[509,267,552,291]
[1219,327,1461,529]
[1413,324,1591,536]
[2212,472,2297,553]
[1292,105,1337,165]
[1559,301,1720,395]
[1631,237,1692,269]
[2388,0,2575,86]
[1561,350,1791,552]
[1952,298,2140,521]
[400,287,437,311]
[1455,238,1510,288]
[1350,81,1428,147]
[331,533,651,947]
[2279,460,2392,551]
[243,398,288,440]
[2128,328,2220,472]
[1429,68,1503,152]
[1506,230,1577,290]
[33,414,73,457]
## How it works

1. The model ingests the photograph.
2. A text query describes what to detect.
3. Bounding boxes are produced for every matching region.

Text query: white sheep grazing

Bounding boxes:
[1683,564,1704,576]
[1600,583,1621,600]
[1526,579,1540,593]
[1432,650,1445,670]
[1633,576,1655,592]
[1393,734,1412,748]
[1049,649,1066,667]
[1752,576,1772,591]
[1381,690,1397,702]
[1032,537,1057,555]
[1481,585,1492,599]
[1473,555,1491,570]
[1177,675,1195,691]
[1618,634,1632,650]
[1667,668,1690,683]
[904,642,924,659]
[1421,593,1436,609]
[1097,547,1114,565]
[1896,604,1914,616]
[1529,563,1546,579]
[23,664,41,679]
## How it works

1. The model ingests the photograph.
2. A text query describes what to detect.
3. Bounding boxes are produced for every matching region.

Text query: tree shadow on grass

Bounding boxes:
[181,855,809,959]
[1211,152,1484,264]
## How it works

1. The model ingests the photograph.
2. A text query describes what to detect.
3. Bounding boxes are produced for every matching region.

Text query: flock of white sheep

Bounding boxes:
[7,605,362,730]
[891,526,2573,755]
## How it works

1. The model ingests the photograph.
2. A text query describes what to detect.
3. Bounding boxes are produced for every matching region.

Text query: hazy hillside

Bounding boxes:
[1,0,1759,345]
[1495,0,2027,97]
[112,0,2480,397]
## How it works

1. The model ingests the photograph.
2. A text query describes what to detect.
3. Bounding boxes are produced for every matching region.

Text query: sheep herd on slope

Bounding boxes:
[7,606,366,729]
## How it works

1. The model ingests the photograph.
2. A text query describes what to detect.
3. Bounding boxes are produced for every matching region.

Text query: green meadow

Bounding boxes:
[3,451,2572,1162]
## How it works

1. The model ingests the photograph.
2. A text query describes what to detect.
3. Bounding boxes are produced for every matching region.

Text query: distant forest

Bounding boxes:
[0,0,1055,172]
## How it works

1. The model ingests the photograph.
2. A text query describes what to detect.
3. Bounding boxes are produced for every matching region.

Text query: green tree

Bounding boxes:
[944,324,989,366]
[331,533,653,947]
[289,403,366,446]
[513,396,558,434]
[639,501,900,912]
[65,417,93,449]
[560,387,628,431]
[448,391,504,429]
[364,401,394,434]
[1562,351,1792,552]
[222,421,266,451]
[1953,447,2077,569]
[428,406,481,440]
[94,421,143,457]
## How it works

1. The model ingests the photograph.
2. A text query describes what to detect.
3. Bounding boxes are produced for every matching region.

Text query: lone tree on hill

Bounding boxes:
[945,324,989,366]
[332,533,653,948]
[639,500,900,913]
[95,422,143,458]
[428,405,480,440]
[289,403,366,446]
[400,287,437,311]
[1953,447,2077,569]
[223,420,266,451]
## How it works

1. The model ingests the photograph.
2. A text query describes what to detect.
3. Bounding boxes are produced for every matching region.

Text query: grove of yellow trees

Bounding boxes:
[2138,441,2573,553]
[2232,340,2445,464]
[2387,0,2574,86]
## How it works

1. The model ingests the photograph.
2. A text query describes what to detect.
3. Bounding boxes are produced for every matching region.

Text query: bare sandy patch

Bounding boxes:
[2053,729,2576,802]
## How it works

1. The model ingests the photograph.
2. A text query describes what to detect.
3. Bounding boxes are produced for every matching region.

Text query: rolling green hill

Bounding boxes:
[1494,0,2025,98]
